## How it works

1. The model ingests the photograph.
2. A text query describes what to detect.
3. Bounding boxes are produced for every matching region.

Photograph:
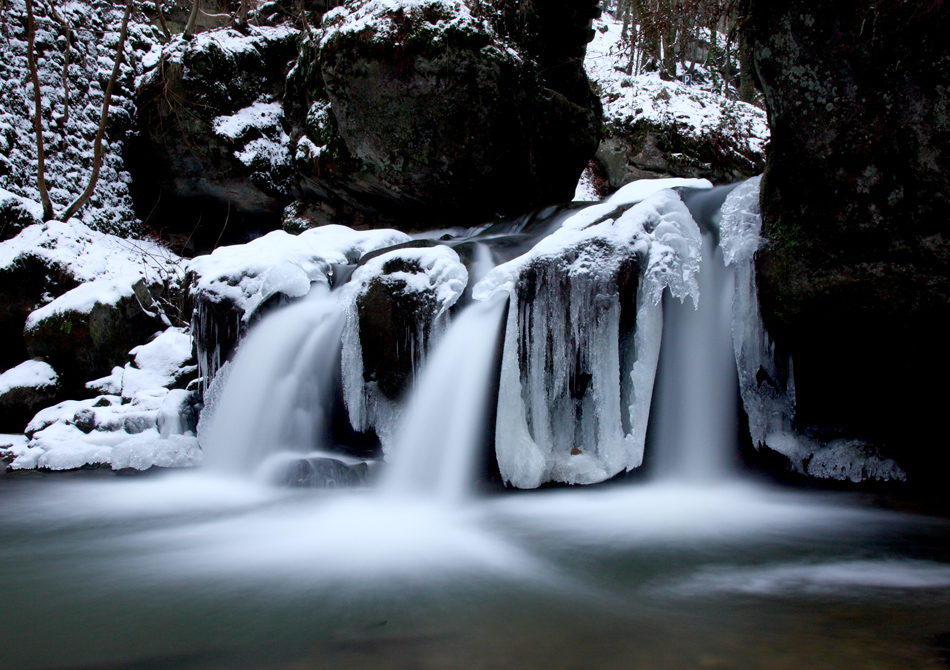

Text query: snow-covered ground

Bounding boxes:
[584,11,769,161]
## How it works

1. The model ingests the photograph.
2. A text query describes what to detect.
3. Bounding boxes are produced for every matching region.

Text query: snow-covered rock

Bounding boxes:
[0,360,60,432]
[10,326,202,472]
[24,276,168,387]
[473,188,700,488]
[341,245,468,446]
[187,225,410,392]
[0,220,184,371]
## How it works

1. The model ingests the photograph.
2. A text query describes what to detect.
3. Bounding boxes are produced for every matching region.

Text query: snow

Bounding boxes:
[572,167,602,202]
[187,225,410,321]
[473,189,699,488]
[11,326,200,472]
[321,0,503,50]
[0,220,184,288]
[0,0,163,234]
[340,246,468,446]
[0,360,58,395]
[585,11,769,163]
[606,177,712,207]
[213,102,285,142]
[24,275,147,331]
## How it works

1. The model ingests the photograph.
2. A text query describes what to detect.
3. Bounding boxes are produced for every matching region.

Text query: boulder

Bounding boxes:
[24,276,167,391]
[0,360,60,432]
[310,0,602,229]
[132,26,301,250]
[746,0,950,480]
[341,245,468,444]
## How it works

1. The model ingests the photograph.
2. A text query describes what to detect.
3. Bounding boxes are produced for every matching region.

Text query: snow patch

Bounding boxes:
[0,360,58,395]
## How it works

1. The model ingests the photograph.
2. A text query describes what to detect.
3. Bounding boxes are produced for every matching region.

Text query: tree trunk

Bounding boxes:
[61,0,133,222]
[738,30,756,103]
[183,0,200,38]
[25,0,54,221]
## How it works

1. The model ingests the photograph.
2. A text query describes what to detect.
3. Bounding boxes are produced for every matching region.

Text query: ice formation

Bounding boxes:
[474,189,700,488]
[718,176,796,449]
[340,246,468,448]
[187,225,408,389]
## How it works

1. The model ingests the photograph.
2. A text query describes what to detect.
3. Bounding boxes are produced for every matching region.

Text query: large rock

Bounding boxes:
[747,0,950,479]
[132,26,301,251]
[341,245,468,444]
[24,276,167,392]
[309,0,601,229]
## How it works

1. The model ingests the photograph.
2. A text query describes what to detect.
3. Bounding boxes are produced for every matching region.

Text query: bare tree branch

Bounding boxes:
[61,0,134,222]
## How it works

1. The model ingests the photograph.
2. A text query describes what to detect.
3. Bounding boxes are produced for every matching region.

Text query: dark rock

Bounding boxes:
[747,0,950,482]
[596,118,765,188]
[131,28,300,251]
[0,253,80,371]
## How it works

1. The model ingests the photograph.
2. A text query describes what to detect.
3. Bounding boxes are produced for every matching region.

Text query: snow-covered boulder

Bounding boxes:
[186,225,410,392]
[10,327,203,473]
[341,244,468,446]
[473,186,703,488]
[0,189,43,241]
[24,276,168,389]
[0,220,183,371]
[0,360,60,432]
[307,0,601,228]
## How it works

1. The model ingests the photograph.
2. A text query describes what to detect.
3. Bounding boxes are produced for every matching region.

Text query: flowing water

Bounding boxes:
[3,186,950,669]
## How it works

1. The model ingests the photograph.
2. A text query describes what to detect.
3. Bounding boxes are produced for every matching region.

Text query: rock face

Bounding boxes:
[133,0,603,239]
[133,27,301,250]
[747,0,950,479]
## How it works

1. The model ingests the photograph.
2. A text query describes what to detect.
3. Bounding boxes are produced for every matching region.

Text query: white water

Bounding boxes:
[383,297,507,502]
[199,285,345,475]
[651,232,738,481]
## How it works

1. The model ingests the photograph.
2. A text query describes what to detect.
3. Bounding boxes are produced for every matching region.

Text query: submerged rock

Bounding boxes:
[747,0,950,481]
[271,456,370,488]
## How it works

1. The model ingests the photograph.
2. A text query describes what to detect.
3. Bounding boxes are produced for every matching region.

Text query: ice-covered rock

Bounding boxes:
[340,245,468,447]
[473,189,700,488]
[187,225,409,392]
[0,360,60,432]
[764,432,906,483]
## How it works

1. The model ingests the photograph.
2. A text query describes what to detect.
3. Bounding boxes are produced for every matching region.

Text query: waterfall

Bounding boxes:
[382,297,507,502]
[198,285,346,475]
[650,233,738,480]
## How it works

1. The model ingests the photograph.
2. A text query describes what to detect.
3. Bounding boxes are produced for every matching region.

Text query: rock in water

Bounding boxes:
[747,0,950,480]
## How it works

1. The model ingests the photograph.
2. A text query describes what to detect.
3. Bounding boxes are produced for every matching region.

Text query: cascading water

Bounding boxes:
[382,297,507,502]
[650,232,738,480]
[198,284,346,476]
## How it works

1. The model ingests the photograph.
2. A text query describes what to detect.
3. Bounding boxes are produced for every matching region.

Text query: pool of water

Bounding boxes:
[2,475,950,669]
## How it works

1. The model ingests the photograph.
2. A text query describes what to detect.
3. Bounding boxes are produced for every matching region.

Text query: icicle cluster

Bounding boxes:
[474,190,700,488]
[718,175,796,448]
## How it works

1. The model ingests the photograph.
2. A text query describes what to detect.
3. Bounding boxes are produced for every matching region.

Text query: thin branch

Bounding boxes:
[61,0,134,222]
[25,0,55,221]
[156,0,171,40]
